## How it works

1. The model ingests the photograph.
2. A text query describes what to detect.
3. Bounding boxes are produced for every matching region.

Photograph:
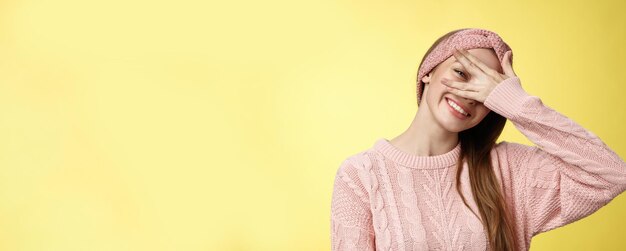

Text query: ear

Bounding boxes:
[422,72,432,85]
[421,73,432,98]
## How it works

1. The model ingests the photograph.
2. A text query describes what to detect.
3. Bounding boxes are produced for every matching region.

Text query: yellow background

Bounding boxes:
[0,0,625,250]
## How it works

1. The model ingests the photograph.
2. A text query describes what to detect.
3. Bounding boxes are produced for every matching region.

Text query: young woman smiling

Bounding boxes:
[330,28,626,251]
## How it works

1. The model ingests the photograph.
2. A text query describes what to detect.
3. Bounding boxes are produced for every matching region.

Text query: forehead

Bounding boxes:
[446,48,502,72]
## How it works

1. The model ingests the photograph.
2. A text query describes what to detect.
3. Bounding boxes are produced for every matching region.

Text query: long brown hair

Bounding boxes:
[416,29,518,251]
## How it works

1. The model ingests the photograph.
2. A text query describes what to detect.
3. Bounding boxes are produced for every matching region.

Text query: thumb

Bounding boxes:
[501,50,516,77]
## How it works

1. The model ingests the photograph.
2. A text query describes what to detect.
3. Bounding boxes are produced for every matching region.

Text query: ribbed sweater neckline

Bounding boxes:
[373,138,461,169]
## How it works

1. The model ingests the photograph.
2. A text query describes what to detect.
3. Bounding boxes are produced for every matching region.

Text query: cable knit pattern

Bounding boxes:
[331,158,376,250]
[421,168,461,250]
[459,162,488,251]
[330,76,626,250]
[373,153,406,250]
[397,166,428,250]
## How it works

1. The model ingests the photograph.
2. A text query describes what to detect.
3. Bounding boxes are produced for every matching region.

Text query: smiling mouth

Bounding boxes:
[445,98,471,117]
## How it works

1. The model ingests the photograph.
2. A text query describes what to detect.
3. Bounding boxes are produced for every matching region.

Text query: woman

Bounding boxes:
[329,28,626,251]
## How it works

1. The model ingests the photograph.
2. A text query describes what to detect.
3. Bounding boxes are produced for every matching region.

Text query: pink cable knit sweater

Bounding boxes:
[330,76,626,250]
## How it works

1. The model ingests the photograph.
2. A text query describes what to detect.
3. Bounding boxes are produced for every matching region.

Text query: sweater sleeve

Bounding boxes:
[484,77,626,237]
[330,158,376,251]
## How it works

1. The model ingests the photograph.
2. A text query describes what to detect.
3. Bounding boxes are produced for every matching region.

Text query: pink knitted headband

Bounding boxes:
[416,28,513,106]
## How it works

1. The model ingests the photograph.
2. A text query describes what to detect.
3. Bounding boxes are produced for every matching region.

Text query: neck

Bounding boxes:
[389,106,459,156]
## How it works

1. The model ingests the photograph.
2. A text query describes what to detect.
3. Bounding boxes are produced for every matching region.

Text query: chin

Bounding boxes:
[437,115,469,133]
[445,125,467,133]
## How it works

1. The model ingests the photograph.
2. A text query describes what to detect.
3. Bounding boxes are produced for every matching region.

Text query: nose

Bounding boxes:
[464,97,475,105]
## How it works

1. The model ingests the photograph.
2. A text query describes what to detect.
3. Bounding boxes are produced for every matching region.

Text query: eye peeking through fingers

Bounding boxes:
[453,69,467,79]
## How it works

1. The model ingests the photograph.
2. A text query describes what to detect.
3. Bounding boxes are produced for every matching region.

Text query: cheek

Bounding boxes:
[474,107,491,120]
[429,82,448,99]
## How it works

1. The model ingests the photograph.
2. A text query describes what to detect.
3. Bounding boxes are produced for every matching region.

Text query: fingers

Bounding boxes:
[452,48,493,77]
[501,50,517,77]
[442,78,478,92]
[445,84,478,101]
[452,48,481,76]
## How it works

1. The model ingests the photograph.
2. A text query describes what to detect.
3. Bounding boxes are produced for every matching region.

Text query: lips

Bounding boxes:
[445,97,471,117]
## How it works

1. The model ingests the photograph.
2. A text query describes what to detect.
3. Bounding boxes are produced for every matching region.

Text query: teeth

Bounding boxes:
[447,99,469,116]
